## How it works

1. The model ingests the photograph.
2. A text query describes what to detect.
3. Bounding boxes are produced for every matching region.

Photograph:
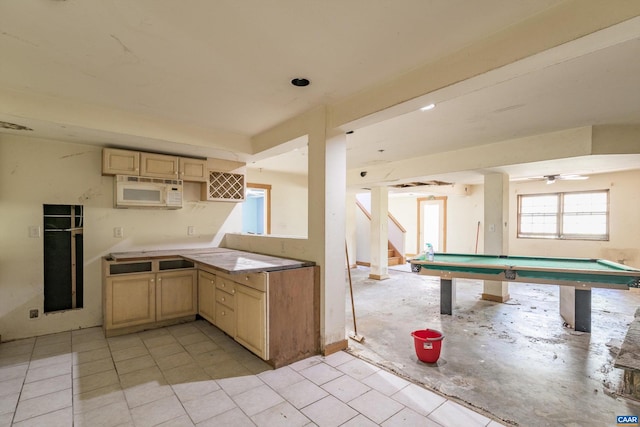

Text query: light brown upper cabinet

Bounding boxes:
[102,148,140,175]
[102,148,209,182]
[140,152,179,179]
[179,157,207,182]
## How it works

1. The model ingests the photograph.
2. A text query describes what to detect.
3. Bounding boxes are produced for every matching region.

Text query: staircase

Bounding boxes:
[388,242,403,266]
[355,196,407,268]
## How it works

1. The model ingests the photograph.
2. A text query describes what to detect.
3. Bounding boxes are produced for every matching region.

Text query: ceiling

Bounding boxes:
[1,1,639,185]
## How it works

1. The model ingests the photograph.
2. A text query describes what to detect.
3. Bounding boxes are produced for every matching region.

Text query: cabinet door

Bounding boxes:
[198,270,216,323]
[179,157,207,182]
[103,148,140,176]
[105,274,155,329]
[235,283,267,359]
[140,152,179,179]
[156,270,197,321]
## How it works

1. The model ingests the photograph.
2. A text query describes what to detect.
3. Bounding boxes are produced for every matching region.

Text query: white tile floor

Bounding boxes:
[0,320,504,426]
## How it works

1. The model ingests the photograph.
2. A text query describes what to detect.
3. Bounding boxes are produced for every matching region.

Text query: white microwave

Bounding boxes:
[115,175,183,209]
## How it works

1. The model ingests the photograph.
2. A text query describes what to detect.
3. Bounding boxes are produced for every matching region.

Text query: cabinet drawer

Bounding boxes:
[216,290,235,308]
[215,302,235,336]
[216,277,236,293]
[235,272,267,292]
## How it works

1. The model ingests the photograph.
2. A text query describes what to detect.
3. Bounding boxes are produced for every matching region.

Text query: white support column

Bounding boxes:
[369,186,389,280]
[307,113,348,354]
[345,189,357,268]
[482,173,510,303]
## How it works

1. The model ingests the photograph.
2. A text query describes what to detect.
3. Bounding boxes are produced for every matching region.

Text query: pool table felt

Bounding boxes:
[411,253,640,286]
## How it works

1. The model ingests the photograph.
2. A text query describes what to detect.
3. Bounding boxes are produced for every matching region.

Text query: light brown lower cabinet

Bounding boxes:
[104,255,318,366]
[102,258,197,337]
[235,283,267,359]
[198,266,318,368]
[156,270,198,321]
[197,270,216,324]
[104,273,156,330]
[214,276,236,336]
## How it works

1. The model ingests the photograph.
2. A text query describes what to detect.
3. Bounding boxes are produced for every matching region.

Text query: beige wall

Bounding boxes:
[245,168,308,237]
[387,187,484,255]
[0,135,242,341]
[509,169,640,268]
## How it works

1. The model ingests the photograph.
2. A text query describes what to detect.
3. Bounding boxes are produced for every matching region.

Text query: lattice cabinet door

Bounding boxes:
[202,170,246,201]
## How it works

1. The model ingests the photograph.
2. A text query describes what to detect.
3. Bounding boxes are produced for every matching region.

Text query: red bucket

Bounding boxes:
[411,329,444,363]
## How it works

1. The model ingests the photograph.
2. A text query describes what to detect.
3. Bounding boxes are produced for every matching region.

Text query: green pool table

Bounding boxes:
[410,253,640,332]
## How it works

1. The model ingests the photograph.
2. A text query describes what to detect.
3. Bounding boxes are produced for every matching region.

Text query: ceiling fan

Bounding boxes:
[528,174,589,184]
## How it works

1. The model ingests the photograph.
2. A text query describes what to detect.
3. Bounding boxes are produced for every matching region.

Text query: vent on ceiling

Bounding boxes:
[0,121,33,131]
[391,180,452,188]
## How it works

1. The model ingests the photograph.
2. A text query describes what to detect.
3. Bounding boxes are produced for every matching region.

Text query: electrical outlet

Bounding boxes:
[29,309,39,319]
[114,227,124,238]
[187,226,195,236]
[28,226,41,238]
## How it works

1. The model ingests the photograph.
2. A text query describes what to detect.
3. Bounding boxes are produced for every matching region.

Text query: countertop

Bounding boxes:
[108,247,314,274]
[109,247,234,261]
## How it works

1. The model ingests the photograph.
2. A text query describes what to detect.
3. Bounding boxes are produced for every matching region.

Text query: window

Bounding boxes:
[517,190,609,240]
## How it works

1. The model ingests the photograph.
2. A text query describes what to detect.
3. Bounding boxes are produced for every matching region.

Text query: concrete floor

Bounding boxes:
[345,265,640,427]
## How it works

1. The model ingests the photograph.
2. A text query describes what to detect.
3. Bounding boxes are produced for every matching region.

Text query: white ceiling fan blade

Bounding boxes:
[558,174,589,180]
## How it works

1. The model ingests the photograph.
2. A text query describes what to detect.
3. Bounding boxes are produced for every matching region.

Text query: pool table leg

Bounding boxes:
[575,288,592,333]
[440,278,456,315]
[559,286,591,333]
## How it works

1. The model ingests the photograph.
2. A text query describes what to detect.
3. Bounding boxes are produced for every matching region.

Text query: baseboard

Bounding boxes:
[323,339,348,356]
[356,261,370,267]
[369,273,390,280]
[104,315,196,338]
[481,293,511,303]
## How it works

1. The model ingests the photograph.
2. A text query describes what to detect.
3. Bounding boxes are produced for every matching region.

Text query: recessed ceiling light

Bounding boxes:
[291,78,310,87]
[420,103,436,111]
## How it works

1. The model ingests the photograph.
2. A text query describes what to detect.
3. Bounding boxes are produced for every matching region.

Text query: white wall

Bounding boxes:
[355,206,371,264]
[0,135,242,341]
[245,168,308,237]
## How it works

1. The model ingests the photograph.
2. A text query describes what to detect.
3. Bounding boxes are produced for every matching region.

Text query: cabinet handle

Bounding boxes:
[231,289,236,294]
[150,278,154,282]
[221,297,225,302]
[221,283,225,288]
[221,311,225,316]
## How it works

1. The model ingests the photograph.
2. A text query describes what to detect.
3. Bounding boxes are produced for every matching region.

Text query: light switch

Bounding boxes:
[187,226,195,236]
[114,227,124,238]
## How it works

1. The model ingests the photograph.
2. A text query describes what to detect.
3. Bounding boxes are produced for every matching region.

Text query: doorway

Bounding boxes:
[242,183,271,235]
[417,196,447,253]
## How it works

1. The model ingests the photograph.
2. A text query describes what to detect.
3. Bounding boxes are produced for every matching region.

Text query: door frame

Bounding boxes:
[417,196,447,253]
[246,183,272,235]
